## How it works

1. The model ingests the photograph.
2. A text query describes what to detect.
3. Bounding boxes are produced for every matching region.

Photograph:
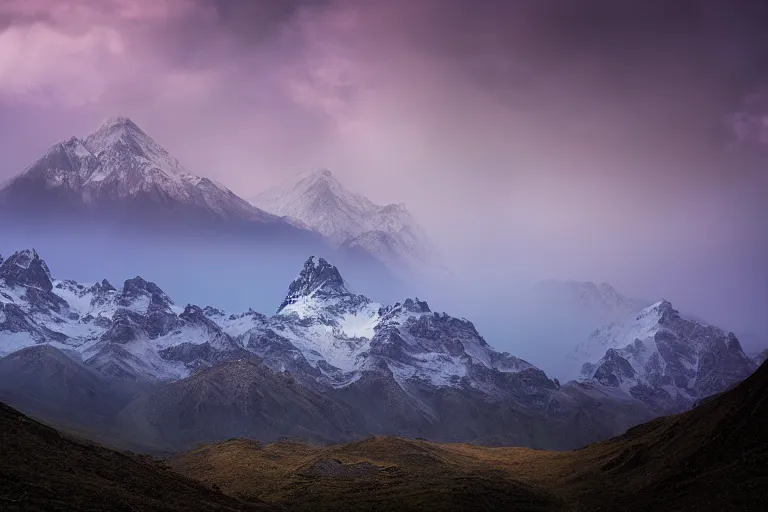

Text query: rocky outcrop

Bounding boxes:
[277,256,348,312]
[0,249,54,292]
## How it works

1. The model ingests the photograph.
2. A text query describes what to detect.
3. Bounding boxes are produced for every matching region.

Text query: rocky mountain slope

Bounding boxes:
[578,300,756,412]
[250,168,445,278]
[0,344,143,435]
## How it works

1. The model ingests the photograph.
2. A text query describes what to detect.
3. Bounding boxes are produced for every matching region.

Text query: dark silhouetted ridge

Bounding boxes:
[0,401,267,511]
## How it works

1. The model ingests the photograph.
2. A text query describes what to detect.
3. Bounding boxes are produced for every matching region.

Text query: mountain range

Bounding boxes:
[0,247,758,453]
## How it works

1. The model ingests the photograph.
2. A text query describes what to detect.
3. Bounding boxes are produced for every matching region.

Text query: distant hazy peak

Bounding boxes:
[88,115,140,137]
[533,279,647,314]
[250,167,443,278]
[83,115,175,165]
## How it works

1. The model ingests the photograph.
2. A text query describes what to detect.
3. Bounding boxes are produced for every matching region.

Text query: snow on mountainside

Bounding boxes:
[571,296,659,365]
[0,249,537,396]
[250,168,445,277]
[251,169,376,242]
[258,256,535,390]
[578,300,756,412]
[0,116,281,224]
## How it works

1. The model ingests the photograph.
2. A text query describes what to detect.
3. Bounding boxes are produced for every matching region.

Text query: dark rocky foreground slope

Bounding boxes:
[0,402,267,511]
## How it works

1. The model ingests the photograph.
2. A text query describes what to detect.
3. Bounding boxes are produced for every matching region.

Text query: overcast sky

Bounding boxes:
[1,0,766,340]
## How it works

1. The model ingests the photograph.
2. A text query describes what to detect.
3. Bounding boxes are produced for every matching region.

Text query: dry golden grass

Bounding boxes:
[170,437,561,510]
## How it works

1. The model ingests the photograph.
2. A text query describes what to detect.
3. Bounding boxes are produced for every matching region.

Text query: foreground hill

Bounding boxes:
[0,403,265,512]
[170,361,767,511]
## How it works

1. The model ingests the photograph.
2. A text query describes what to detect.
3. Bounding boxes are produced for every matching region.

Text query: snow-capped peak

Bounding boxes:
[572,299,671,366]
[378,297,432,324]
[0,249,54,291]
[638,299,675,322]
[99,115,138,130]
[575,297,755,412]
[0,116,285,225]
[80,115,206,190]
[251,168,377,241]
[277,256,350,313]
[3,249,41,270]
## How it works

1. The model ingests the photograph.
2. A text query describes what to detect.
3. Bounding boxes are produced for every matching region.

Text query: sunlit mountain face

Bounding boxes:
[0,1,767,510]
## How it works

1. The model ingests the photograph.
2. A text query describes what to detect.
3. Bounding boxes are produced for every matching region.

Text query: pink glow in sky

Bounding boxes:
[0,0,766,337]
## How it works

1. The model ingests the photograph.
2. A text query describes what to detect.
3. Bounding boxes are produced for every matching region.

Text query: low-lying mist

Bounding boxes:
[0,222,410,317]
